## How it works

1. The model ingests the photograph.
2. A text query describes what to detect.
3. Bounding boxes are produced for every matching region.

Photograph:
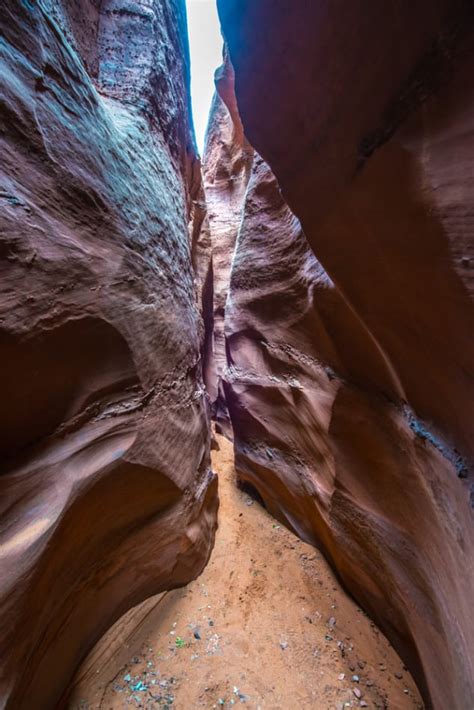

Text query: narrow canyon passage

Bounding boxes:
[69,435,422,710]
[1,1,473,709]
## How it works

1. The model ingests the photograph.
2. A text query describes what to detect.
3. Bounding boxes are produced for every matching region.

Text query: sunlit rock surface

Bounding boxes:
[0,1,217,706]
[214,4,474,703]
[202,56,254,434]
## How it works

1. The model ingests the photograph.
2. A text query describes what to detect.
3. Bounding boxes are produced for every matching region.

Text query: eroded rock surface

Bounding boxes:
[212,6,474,702]
[0,1,217,707]
[223,154,474,710]
[202,57,253,433]
[218,0,474,463]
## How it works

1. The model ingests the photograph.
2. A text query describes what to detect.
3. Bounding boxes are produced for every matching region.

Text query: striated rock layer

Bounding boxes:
[0,1,217,707]
[202,56,253,433]
[215,3,474,704]
[224,154,474,710]
[218,0,474,464]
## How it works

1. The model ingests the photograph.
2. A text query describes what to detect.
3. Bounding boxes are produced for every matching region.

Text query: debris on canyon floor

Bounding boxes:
[69,436,423,709]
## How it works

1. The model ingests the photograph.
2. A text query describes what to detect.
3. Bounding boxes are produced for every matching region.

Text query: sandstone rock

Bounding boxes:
[222,150,473,708]
[202,55,254,435]
[218,0,474,463]
[0,1,217,706]
[213,17,474,699]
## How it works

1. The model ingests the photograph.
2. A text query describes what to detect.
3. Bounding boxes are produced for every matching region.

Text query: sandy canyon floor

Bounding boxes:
[69,435,423,710]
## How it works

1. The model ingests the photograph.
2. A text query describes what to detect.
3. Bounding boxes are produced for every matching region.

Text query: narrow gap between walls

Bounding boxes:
[185,0,223,156]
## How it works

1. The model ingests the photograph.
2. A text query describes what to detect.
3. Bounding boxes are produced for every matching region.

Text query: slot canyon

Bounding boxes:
[0,1,473,708]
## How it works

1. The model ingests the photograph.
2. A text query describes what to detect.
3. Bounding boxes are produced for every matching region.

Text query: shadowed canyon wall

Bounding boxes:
[213,2,474,706]
[0,1,217,707]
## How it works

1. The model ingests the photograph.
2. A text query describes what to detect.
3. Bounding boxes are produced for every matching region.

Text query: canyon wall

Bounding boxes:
[0,1,217,707]
[216,2,474,707]
[202,57,253,433]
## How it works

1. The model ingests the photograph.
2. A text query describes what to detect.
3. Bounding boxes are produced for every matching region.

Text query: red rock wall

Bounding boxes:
[202,57,253,432]
[224,154,474,709]
[0,1,217,707]
[218,0,474,464]
[215,3,474,704]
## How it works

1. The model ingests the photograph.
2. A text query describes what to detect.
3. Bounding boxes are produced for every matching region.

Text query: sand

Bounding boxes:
[68,435,423,709]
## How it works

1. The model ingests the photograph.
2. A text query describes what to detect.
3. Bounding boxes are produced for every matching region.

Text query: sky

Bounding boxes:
[186,0,223,155]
